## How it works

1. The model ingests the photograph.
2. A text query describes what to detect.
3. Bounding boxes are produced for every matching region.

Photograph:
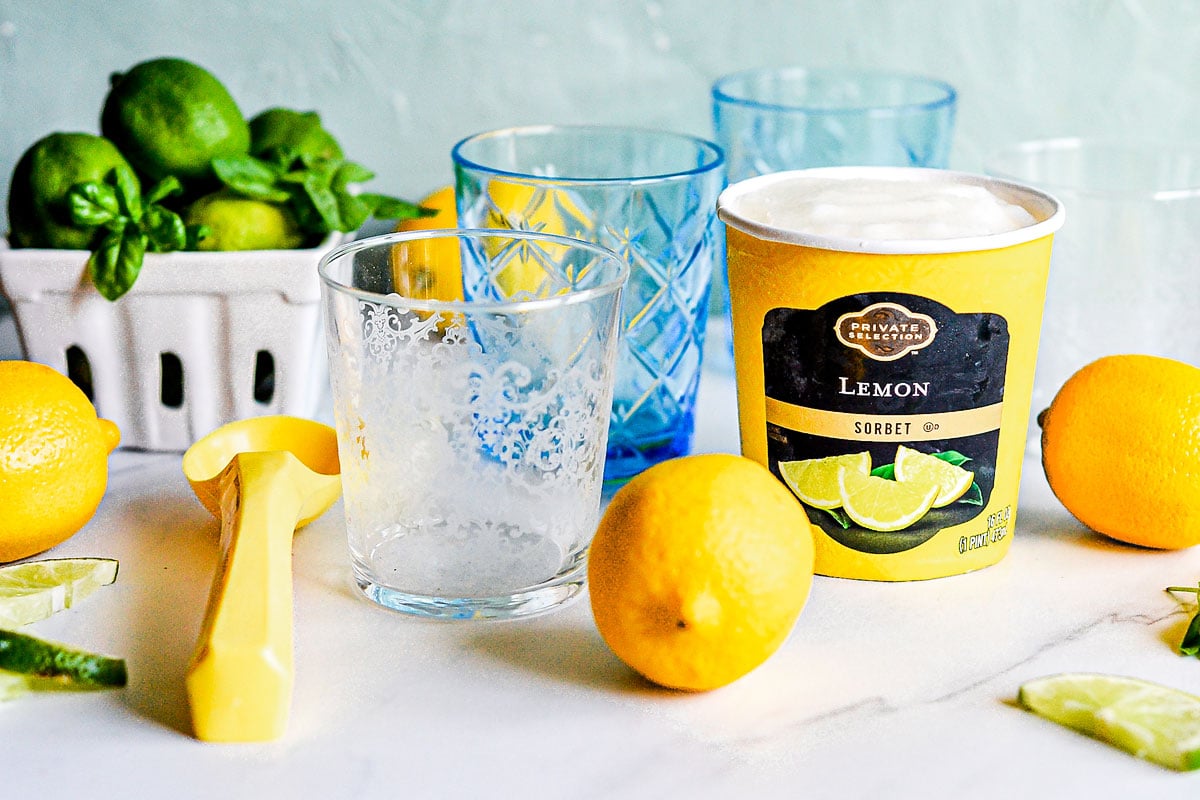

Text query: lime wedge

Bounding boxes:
[837,466,938,532]
[892,445,974,508]
[0,629,126,688]
[779,452,871,509]
[0,558,119,629]
[1018,673,1200,771]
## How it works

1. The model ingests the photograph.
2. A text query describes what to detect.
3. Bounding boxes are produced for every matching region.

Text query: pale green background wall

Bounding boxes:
[0,0,1197,224]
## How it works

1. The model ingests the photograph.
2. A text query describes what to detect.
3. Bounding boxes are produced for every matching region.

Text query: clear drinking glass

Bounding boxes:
[452,125,725,486]
[986,138,1200,448]
[709,67,958,368]
[319,229,627,619]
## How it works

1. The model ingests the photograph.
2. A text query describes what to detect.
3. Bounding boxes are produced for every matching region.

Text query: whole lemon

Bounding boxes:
[7,132,138,249]
[390,186,463,302]
[0,361,121,562]
[185,190,305,251]
[588,454,816,691]
[100,57,250,184]
[1040,354,1200,549]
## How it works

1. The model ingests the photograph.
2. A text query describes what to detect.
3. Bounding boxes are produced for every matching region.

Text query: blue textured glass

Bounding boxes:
[708,68,957,367]
[453,126,725,486]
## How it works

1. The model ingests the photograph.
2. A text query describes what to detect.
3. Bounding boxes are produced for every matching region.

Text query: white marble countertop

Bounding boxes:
[4,315,1200,798]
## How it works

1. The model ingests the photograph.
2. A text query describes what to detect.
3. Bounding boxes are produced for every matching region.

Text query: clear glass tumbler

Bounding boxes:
[986,138,1200,448]
[709,68,958,369]
[452,125,725,486]
[320,229,627,619]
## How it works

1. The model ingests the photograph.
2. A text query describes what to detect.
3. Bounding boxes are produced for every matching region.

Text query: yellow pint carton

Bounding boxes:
[718,167,1064,580]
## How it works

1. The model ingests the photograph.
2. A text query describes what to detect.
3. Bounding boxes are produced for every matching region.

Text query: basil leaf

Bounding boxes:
[145,176,183,206]
[335,190,372,232]
[185,223,210,251]
[113,165,142,220]
[871,463,896,480]
[301,173,342,232]
[142,205,187,252]
[1181,612,1200,657]
[212,155,291,203]
[332,161,374,191]
[67,181,122,227]
[88,227,146,301]
[934,450,972,467]
[360,193,430,221]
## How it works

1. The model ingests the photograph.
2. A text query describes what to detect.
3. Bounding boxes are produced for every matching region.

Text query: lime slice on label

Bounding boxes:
[0,558,119,629]
[1018,673,1200,771]
[779,452,871,509]
[893,445,974,508]
[837,466,938,532]
[0,629,127,688]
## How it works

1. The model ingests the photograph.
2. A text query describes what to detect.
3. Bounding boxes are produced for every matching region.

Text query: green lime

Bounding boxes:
[0,629,126,687]
[1018,673,1200,771]
[249,107,343,162]
[100,57,250,184]
[7,132,138,249]
[0,558,119,629]
[185,190,305,251]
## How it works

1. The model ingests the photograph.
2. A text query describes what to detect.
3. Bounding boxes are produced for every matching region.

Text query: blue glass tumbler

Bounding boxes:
[453,125,725,486]
[708,68,958,368]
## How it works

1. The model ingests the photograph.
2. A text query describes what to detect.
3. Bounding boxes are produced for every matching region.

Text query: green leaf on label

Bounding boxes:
[871,463,896,480]
[821,507,852,529]
[67,181,122,227]
[934,450,973,467]
[959,483,985,506]
[88,227,146,302]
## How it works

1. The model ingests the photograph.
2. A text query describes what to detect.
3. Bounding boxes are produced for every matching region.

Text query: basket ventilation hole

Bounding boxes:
[254,350,275,405]
[160,352,184,408]
[65,345,94,401]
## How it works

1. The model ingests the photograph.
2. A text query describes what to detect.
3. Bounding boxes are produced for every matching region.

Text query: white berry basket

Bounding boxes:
[0,234,342,451]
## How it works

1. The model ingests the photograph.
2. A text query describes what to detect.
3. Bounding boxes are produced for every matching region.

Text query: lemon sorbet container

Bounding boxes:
[718,167,1063,580]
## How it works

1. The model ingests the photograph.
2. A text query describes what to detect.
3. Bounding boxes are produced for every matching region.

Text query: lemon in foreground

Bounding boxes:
[0,361,121,562]
[588,454,816,691]
[100,57,250,183]
[837,467,938,532]
[1019,673,1200,771]
[1039,354,1200,549]
[893,445,974,508]
[185,191,305,251]
[779,451,871,509]
[7,132,138,250]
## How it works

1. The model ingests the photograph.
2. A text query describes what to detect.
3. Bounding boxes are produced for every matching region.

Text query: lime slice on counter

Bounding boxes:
[837,466,937,532]
[0,629,127,689]
[778,452,871,509]
[892,445,974,508]
[0,558,119,629]
[1018,673,1200,771]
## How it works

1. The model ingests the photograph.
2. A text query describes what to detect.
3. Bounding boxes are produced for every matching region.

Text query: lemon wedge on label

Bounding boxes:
[893,445,974,508]
[1018,673,1200,771]
[837,466,938,532]
[779,452,871,509]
